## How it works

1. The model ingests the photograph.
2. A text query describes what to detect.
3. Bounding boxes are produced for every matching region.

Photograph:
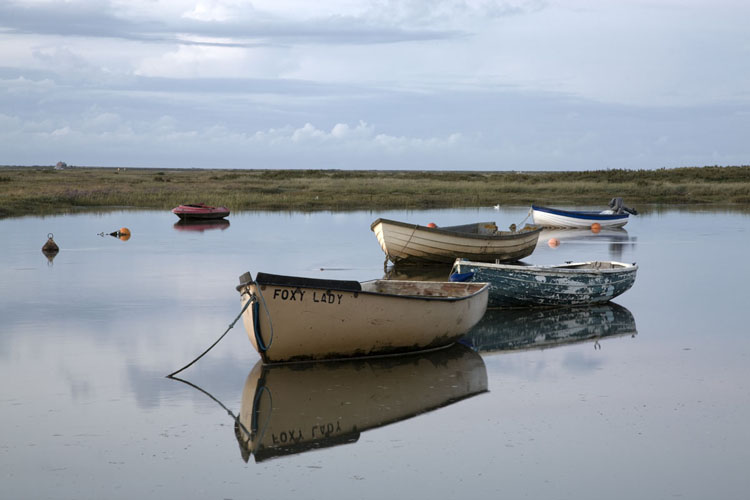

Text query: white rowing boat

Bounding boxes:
[371,218,542,265]
[236,272,489,363]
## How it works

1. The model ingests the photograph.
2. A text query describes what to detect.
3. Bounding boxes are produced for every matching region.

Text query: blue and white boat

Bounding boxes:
[531,205,629,228]
[531,199,638,228]
[451,259,637,307]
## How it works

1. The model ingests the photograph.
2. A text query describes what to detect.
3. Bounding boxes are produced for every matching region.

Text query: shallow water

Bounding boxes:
[1,206,749,499]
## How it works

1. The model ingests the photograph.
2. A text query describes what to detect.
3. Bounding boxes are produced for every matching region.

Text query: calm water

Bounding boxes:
[2,207,749,499]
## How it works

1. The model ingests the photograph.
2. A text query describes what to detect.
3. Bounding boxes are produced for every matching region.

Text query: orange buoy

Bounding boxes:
[591,223,601,233]
[548,238,560,248]
[118,227,131,241]
[427,222,437,228]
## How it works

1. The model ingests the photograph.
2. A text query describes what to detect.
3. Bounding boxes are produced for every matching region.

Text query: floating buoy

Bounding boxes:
[427,222,437,228]
[548,238,560,248]
[101,227,131,241]
[42,233,59,254]
[591,223,601,233]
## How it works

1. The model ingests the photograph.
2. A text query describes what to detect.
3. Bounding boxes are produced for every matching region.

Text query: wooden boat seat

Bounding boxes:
[254,272,362,292]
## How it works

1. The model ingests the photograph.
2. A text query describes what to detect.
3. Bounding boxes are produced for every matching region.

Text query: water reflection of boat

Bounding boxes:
[235,343,487,462]
[463,302,637,353]
[539,228,636,260]
[173,219,230,232]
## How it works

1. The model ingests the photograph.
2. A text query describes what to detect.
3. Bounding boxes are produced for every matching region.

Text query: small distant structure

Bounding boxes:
[55,161,67,170]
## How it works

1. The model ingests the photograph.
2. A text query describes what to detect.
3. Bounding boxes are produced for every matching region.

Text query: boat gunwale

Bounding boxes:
[242,274,490,303]
[370,217,543,241]
[453,259,638,275]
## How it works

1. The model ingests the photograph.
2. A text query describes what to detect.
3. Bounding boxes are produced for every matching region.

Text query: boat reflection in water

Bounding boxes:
[173,219,230,232]
[235,343,487,462]
[463,302,637,353]
[540,228,636,260]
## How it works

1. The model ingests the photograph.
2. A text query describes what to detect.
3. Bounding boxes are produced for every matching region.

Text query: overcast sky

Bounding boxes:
[1,0,748,170]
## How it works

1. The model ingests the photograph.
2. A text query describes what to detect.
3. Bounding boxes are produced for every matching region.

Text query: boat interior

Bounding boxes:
[558,261,629,270]
[439,222,539,235]
[247,272,486,297]
[362,280,486,297]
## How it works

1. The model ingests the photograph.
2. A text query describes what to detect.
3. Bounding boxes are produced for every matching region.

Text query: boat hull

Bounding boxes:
[531,205,629,228]
[237,272,489,363]
[371,218,542,265]
[172,204,230,220]
[452,259,637,307]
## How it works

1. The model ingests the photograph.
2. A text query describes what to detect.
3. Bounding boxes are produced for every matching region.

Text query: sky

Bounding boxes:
[1,0,749,171]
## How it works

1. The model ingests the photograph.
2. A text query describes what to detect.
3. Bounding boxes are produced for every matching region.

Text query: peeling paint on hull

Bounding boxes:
[453,260,637,307]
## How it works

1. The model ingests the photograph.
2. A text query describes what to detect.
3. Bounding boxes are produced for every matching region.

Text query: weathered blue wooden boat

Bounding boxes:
[451,259,637,307]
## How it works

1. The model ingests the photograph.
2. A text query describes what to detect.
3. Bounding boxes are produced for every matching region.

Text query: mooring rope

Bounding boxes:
[166,296,254,378]
[517,207,533,228]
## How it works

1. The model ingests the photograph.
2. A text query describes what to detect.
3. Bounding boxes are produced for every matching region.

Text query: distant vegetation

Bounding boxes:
[1,165,749,217]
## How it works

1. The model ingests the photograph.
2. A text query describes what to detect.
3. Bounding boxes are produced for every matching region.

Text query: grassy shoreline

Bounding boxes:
[1,165,750,218]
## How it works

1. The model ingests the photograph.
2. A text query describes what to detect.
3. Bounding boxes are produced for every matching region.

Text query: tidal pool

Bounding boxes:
[1,206,749,499]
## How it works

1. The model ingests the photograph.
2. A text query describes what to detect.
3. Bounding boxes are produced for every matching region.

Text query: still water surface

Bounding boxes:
[1,207,749,499]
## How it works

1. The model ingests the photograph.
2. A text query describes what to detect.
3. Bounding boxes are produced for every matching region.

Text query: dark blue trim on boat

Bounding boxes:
[450,272,474,282]
[531,205,629,221]
[252,300,270,352]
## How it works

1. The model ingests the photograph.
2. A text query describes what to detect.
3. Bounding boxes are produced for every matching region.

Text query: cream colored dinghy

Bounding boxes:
[371,218,542,265]
[236,272,489,363]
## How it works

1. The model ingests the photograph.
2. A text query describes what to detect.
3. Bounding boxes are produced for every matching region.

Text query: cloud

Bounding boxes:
[1,0,750,170]
[0,0,463,47]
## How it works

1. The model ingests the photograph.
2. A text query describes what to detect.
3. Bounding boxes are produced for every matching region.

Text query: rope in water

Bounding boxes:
[166,296,254,378]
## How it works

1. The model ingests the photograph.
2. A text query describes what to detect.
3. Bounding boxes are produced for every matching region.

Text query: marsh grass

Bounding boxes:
[1,165,749,217]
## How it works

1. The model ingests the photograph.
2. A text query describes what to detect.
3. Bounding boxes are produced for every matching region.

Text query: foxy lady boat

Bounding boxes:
[236,271,488,363]
[371,218,542,265]
[451,259,637,307]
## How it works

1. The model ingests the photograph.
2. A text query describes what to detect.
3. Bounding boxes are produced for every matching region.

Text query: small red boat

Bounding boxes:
[171,203,230,220]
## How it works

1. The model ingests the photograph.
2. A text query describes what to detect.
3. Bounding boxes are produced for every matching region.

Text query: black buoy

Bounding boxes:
[42,233,59,255]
